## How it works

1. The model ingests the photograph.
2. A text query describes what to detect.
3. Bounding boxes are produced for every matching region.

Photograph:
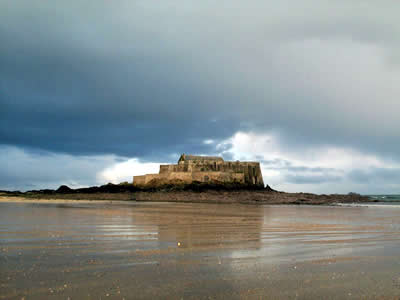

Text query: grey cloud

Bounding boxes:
[260,159,291,168]
[257,158,344,185]
[1,0,400,193]
[0,145,116,191]
[261,158,339,173]
[286,166,338,173]
[285,174,342,184]
[348,167,400,184]
[280,164,400,188]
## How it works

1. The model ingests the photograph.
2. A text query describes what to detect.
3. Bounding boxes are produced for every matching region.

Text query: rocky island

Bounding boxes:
[0,154,370,205]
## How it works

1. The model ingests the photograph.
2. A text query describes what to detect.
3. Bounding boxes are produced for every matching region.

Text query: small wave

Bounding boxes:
[337,203,400,208]
[367,195,400,203]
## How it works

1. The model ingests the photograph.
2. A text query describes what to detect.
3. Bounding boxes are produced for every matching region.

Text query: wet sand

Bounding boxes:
[1,201,400,299]
[0,196,126,204]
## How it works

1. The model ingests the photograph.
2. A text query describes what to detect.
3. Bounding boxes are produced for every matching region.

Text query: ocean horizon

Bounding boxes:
[356,194,400,206]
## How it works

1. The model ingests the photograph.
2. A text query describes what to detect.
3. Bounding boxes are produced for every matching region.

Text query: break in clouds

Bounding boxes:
[1,1,400,193]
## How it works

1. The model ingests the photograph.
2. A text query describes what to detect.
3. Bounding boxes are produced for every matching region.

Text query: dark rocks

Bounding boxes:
[0,190,23,195]
[265,185,278,192]
[56,185,74,194]
[1,183,371,205]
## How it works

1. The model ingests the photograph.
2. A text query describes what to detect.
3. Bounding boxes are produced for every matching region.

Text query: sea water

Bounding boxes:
[337,195,400,207]
[367,194,400,205]
[339,194,400,207]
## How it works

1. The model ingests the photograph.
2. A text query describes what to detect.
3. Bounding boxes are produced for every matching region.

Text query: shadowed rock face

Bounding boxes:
[133,154,264,187]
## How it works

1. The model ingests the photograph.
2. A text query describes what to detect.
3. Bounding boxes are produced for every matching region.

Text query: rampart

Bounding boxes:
[133,154,264,187]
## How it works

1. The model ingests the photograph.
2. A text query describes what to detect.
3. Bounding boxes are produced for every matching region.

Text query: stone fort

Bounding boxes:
[133,154,264,187]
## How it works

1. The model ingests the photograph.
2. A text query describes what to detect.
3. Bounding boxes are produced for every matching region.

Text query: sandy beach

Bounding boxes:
[1,200,400,299]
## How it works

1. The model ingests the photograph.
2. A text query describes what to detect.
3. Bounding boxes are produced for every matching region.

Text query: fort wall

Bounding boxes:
[133,154,264,187]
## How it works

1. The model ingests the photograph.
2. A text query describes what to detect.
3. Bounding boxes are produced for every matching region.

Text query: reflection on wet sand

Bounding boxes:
[1,202,400,299]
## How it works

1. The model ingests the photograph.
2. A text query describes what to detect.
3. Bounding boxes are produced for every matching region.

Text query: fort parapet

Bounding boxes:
[133,154,264,187]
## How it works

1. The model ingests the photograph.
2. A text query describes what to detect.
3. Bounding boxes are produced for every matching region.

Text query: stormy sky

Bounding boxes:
[1,0,400,193]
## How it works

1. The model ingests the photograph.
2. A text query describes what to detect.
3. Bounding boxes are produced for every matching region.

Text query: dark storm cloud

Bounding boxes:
[1,0,400,164]
[0,1,241,160]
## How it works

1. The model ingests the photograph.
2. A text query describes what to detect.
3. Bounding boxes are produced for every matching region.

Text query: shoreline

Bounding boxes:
[1,197,391,208]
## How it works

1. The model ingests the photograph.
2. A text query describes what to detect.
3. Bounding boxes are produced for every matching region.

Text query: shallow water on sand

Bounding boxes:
[1,202,400,299]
